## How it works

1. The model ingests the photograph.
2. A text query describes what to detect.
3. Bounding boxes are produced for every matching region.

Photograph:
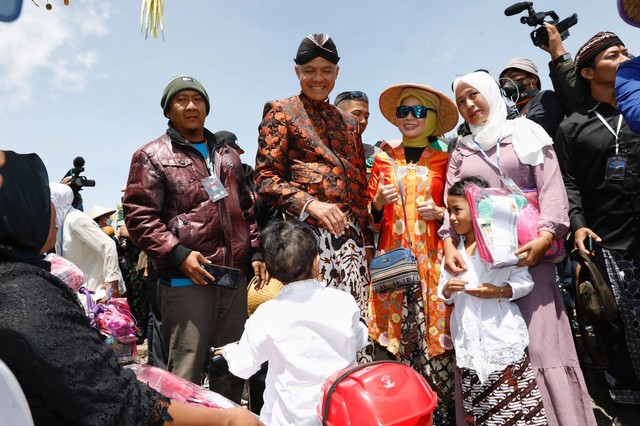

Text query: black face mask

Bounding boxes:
[501,79,529,104]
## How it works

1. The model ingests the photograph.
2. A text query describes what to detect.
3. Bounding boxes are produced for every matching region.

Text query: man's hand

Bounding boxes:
[574,227,601,255]
[540,23,567,60]
[443,237,467,275]
[443,278,467,298]
[417,196,444,222]
[179,250,214,285]
[251,261,269,289]
[371,172,398,211]
[306,200,348,236]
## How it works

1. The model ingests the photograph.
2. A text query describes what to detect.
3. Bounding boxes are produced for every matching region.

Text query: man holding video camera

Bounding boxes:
[501,3,587,136]
[499,56,565,137]
[123,76,263,403]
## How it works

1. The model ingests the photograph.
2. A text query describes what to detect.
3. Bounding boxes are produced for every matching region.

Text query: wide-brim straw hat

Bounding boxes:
[88,204,116,221]
[247,276,284,316]
[379,83,458,136]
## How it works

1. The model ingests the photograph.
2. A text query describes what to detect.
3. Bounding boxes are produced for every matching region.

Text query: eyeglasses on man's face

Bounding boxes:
[334,91,369,106]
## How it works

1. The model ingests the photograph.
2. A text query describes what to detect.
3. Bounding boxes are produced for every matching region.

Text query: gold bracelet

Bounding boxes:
[540,234,553,247]
[498,288,503,303]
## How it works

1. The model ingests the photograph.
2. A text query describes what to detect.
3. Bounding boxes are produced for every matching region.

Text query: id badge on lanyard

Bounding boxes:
[595,111,625,181]
[605,156,626,180]
[200,150,228,202]
[474,140,526,198]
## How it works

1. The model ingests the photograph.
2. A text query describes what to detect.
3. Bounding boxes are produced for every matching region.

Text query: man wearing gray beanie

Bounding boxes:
[123,75,264,403]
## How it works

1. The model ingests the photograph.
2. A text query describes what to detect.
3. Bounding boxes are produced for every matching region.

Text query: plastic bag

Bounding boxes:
[125,364,240,409]
[79,287,138,362]
[44,253,86,291]
[465,184,564,268]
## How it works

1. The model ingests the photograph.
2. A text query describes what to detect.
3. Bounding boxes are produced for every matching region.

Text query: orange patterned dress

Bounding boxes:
[367,146,454,402]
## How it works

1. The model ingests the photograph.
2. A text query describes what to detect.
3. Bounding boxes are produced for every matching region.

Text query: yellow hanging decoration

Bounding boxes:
[141,0,164,40]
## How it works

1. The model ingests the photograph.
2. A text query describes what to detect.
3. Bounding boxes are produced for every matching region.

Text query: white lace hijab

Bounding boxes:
[453,71,552,166]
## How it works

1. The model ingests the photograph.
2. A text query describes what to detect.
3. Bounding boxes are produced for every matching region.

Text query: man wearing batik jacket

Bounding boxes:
[254,33,372,335]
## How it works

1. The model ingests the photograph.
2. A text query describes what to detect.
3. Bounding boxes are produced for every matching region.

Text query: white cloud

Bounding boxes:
[77,2,111,37]
[75,51,98,69]
[0,1,111,106]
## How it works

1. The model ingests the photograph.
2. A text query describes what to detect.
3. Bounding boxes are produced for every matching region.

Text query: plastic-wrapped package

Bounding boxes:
[78,287,138,362]
[44,253,86,291]
[125,364,240,409]
[465,184,564,268]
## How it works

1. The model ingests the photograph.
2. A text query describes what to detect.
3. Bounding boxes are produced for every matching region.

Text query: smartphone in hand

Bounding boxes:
[201,264,241,289]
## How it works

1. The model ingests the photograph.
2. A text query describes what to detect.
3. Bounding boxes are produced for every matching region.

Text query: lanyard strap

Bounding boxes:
[473,139,502,176]
[388,156,414,251]
[594,111,623,155]
[205,152,214,176]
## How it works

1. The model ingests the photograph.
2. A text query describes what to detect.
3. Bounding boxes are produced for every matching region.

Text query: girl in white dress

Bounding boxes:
[437,177,547,425]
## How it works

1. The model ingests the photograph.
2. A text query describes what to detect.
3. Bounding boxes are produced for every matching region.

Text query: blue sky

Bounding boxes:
[1,1,637,212]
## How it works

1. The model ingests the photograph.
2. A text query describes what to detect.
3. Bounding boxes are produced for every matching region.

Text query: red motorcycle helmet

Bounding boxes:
[318,361,437,426]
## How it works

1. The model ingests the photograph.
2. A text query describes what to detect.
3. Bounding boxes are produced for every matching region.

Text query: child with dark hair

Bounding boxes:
[220,220,368,426]
[437,177,547,425]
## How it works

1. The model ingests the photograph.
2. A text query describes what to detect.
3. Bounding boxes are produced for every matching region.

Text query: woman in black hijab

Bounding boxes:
[0,151,262,426]
[0,150,51,268]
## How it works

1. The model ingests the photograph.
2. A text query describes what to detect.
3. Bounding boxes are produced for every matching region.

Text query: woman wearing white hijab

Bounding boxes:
[49,183,124,298]
[439,72,596,425]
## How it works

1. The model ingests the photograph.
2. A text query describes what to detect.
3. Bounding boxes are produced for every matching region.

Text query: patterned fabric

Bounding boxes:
[368,147,454,423]
[602,247,640,404]
[314,220,371,363]
[367,147,452,358]
[255,93,372,245]
[461,354,547,426]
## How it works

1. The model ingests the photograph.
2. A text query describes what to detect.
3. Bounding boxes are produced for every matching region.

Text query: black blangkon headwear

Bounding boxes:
[294,33,340,65]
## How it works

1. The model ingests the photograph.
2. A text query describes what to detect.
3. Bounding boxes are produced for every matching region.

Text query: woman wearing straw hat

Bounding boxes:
[368,83,458,424]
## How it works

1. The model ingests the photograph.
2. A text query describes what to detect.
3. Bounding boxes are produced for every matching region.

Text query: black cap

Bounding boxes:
[215,130,243,154]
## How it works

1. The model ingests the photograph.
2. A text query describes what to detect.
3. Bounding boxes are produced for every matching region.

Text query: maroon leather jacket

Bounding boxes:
[123,126,259,279]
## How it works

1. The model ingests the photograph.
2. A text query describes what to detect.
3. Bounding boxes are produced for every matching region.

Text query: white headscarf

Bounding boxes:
[453,71,552,166]
[49,183,74,254]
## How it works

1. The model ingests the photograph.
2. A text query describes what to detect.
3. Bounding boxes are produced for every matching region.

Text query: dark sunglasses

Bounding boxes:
[396,105,436,119]
[334,90,369,106]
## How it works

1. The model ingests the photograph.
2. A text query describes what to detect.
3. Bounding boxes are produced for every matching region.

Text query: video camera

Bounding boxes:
[64,156,96,191]
[505,2,578,47]
[61,157,95,211]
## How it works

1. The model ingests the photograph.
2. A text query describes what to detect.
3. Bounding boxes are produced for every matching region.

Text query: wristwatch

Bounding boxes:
[553,53,571,66]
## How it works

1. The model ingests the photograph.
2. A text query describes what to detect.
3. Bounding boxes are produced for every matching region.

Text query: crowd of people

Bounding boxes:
[1,14,640,426]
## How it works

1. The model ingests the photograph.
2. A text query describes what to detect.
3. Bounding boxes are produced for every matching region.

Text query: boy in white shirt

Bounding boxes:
[437,177,546,425]
[220,221,368,426]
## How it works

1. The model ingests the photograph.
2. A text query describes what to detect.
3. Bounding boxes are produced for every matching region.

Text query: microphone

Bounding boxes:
[504,2,532,16]
[73,156,85,168]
